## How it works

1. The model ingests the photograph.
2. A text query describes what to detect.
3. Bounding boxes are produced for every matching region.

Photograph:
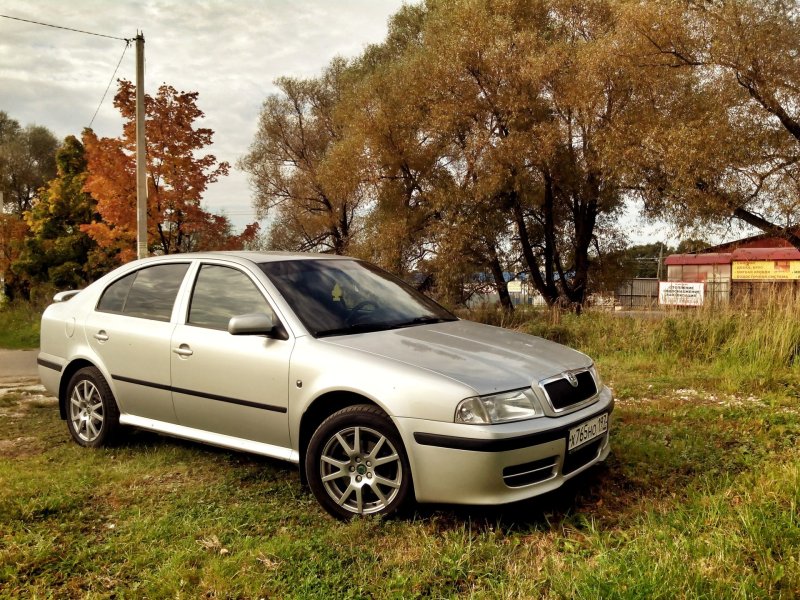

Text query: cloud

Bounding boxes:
[0,0,404,226]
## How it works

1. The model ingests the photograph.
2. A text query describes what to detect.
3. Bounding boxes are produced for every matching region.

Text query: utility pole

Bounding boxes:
[135,32,147,260]
[657,243,663,280]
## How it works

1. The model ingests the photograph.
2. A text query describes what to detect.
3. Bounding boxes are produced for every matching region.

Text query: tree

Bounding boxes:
[82,80,256,262]
[0,111,59,299]
[242,0,800,311]
[0,111,58,215]
[344,5,448,276]
[0,213,28,299]
[359,0,635,309]
[239,61,367,254]
[626,1,800,249]
[13,136,111,290]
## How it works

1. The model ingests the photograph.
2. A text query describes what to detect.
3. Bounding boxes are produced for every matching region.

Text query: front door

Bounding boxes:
[170,263,293,449]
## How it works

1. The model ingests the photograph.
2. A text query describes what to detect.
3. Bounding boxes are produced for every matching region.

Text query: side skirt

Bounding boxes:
[119,414,300,464]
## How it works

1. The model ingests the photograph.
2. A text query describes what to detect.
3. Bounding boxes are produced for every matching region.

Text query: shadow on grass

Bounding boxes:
[103,424,729,534]
[407,447,714,534]
[410,463,616,532]
[112,426,298,476]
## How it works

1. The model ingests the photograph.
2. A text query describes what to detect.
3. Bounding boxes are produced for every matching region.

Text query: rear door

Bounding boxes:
[169,262,293,449]
[85,262,191,423]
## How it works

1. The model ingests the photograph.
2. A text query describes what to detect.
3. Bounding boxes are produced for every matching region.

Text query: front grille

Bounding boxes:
[542,371,597,410]
[562,437,603,475]
[503,456,558,487]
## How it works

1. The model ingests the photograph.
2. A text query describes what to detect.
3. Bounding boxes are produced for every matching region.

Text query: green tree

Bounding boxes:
[0,111,58,215]
[13,136,109,290]
[0,111,59,299]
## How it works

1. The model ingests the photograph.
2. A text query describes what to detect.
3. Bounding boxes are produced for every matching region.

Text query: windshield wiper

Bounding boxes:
[387,315,457,330]
[316,323,389,338]
[410,316,455,324]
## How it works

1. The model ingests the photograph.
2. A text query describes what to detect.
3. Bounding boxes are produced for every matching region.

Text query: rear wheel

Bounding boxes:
[306,404,412,519]
[65,367,120,447]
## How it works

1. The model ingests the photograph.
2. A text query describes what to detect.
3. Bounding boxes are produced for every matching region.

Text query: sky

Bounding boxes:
[0,0,406,231]
[0,1,754,247]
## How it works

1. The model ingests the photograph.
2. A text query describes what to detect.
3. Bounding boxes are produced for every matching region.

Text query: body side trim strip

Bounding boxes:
[413,405,612,452]
[112,375,288,413]
[37,358,62,372]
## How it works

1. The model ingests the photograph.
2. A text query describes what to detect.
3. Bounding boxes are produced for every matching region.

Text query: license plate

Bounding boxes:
[568,413,608,451]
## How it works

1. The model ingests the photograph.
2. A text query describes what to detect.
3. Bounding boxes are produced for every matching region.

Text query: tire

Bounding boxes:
[306,404,413,519]
[65,366,120,448]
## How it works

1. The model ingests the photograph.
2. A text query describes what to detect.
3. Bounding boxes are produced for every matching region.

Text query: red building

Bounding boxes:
[663,233,800,305]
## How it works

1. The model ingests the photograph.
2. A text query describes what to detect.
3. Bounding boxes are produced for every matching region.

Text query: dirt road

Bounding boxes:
[0,349,39,380]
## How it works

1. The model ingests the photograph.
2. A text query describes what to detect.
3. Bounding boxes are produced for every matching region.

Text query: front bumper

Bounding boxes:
[395,386,614,505]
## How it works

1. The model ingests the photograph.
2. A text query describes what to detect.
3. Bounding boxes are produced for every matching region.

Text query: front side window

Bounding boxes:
[96,263,190,321]
[188,264,271,330]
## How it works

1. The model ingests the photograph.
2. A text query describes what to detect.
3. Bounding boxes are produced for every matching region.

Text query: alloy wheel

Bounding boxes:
[69,379,105,443]
[319,425,403,515]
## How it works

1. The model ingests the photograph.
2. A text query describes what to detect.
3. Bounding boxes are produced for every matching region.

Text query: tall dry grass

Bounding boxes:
[463,289,800,394]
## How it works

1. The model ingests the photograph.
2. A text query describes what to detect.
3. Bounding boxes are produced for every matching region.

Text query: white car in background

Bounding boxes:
[38,252,613,518]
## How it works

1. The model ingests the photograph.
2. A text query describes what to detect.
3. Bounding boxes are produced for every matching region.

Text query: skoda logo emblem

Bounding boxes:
[565,372,579,387]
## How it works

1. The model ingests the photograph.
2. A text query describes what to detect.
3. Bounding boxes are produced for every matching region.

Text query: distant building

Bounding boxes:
[663,231,800,305]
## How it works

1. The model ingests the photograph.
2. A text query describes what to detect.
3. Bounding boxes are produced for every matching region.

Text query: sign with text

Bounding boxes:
[659,281,705,307]
[732,261,800,281]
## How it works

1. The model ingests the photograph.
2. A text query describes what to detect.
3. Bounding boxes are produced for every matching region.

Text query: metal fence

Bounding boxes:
[616,278,733,309]
[615,278,660,309]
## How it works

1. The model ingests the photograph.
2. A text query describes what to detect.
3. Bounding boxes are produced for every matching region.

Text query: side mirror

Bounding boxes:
[228,312,277,336]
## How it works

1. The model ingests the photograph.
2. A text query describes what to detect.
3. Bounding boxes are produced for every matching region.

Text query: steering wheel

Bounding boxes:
[345,300,378,325]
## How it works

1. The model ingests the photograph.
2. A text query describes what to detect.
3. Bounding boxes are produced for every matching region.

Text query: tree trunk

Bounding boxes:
[486,242,514,312]
[510,180,560,307]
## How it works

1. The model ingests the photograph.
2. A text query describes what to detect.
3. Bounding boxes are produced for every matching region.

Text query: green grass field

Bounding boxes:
[0,302,41,350]
[1,305,798,598]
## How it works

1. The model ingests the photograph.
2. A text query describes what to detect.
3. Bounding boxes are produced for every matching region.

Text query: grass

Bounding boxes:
[1,301,799,598]
[0,302,41,350]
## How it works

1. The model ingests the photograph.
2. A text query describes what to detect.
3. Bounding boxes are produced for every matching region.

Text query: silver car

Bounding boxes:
[38,252,613,518]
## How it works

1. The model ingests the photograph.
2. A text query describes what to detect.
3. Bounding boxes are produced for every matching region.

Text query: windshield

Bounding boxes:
[259,259,457,337]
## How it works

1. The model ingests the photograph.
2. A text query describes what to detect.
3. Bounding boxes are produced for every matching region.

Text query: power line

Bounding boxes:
[89,39,131,128]
[1,13,136,129]
[0,13,131,41]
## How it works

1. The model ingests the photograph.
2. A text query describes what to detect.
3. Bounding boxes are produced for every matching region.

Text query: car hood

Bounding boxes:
[322,319,591,395]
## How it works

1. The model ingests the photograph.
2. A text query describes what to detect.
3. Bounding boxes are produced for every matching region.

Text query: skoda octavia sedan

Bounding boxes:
[38,252,613,519]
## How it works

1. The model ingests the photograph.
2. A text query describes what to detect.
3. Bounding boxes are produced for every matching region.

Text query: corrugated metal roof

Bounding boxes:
[664,253,733,266]
[731,247,800,261]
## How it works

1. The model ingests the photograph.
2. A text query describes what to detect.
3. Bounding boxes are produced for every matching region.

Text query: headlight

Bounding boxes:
[455,388,542,424]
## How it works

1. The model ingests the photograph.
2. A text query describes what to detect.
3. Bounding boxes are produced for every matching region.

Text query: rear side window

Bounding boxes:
[96,272,135,313]
[188,264,270,330]
[96,263,190,321]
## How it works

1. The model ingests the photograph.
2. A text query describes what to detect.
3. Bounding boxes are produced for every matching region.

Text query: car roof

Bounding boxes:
[133,251,354,266]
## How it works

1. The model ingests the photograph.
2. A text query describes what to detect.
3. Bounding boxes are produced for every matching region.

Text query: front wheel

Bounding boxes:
[65,366,120,447]
[306,404,413,519]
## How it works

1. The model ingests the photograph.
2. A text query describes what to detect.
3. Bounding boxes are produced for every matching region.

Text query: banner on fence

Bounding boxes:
[659,281,705,307]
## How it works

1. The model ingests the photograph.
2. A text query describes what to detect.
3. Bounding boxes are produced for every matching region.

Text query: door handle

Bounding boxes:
[93,330,109,342]
[173,344,193,357]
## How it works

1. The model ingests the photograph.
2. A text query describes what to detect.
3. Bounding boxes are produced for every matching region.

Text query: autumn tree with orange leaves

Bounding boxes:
[82,80,257,263]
